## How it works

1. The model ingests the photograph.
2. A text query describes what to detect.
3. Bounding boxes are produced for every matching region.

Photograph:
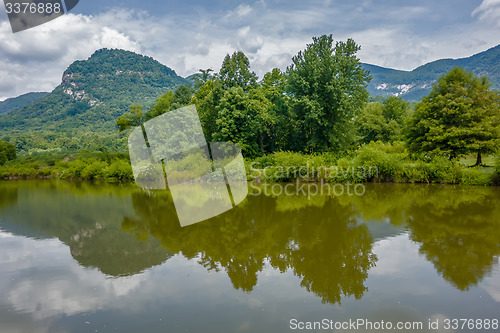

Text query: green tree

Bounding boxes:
[406,67,500,163]
[191,79,223,142]
[218,51,257,92]
[170,85,194,111]
[0,141,16,165]
[287,35,371,152]
[212,86,272,157]
[116,104,145,132]
[357,97,410,144]
[147,91,174,120]
[260,68,291,151]
[193,68,214,89]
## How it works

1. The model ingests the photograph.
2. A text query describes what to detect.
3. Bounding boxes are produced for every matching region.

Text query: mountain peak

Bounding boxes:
[63,48,178,79]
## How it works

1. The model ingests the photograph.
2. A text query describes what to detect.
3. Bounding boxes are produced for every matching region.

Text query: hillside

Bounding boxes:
[0,92,49,115]
[364,44,500,101]
[0,49,189,152]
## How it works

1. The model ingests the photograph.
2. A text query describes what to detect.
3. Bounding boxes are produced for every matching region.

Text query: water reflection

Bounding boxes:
[123,189,377,304]
[0,181,499,305]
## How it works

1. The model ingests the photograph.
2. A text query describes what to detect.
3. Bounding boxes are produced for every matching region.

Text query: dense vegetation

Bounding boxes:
[0,92,49,115]
[0,35,499,185]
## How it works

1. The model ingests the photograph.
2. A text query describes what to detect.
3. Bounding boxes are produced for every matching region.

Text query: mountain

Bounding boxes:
[363,44,500,101]
[0,49,190,152]
[0,92,49,115]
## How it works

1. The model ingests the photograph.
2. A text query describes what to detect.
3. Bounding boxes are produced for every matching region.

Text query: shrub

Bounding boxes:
[81,160,107,180]
[460,168,493,186]
[104,160,133,181]
[352,142,404,181]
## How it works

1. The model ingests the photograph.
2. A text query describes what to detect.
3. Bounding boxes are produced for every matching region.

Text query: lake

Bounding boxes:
[0,181,499,332]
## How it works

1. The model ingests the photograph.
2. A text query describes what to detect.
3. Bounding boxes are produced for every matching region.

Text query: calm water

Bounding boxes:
[0,181,499,332]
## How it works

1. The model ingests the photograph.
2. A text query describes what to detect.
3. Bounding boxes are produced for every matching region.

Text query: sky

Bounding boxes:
[0,0,499,100]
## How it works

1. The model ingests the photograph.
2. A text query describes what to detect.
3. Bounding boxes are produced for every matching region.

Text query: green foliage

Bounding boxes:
[219,52,257,91]
[104,160,133,181]
[191,79,221,142]
[0,141,16,165]
[406,67,500,160]
[287,35,371,152]
[0,152,133,181]
[357,97,410,144]
[245,141,495,185]
[146,90,174,120]
[116,104,144,131]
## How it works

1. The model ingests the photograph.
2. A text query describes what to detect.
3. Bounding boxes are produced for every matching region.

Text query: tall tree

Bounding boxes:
[287,35,371,152]
[218,51,257,92]
[406,67,500,163]
[260,68,291,152]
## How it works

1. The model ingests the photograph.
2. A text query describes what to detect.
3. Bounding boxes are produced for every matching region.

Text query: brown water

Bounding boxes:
[0,181,499,332]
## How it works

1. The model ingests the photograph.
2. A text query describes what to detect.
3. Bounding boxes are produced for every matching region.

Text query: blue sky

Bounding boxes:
[0,0,499,100]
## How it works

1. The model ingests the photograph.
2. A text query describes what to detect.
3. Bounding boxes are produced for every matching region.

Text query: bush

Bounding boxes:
[460,168,493,186]
[352,142,405,181]
[104,160,133,181]
[81,160,107,180]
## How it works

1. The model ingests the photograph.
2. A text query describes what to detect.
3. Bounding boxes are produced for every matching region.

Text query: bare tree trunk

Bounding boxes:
[473,152,482,167]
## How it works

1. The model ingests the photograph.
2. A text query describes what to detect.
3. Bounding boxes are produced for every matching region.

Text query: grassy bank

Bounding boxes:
[1,142,499,186]
[248,142,500,186]
[0,152,133,182]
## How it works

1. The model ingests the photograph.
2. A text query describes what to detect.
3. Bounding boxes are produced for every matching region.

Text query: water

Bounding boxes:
[0,181,499,332]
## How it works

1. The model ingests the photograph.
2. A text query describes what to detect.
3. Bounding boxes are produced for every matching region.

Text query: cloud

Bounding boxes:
[0,1,499,100]
[472,0,500,27]
[0,12,140,100]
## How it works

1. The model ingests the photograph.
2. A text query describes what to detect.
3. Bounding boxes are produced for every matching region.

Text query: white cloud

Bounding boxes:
[0,12,140,100]
[473,0,500,27]
[0,2,499,100]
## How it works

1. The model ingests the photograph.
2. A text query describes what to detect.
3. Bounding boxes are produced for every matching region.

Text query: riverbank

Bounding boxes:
[1,143,499,186]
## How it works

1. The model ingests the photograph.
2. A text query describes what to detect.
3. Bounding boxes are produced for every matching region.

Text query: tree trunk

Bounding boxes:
[473,152,482,167]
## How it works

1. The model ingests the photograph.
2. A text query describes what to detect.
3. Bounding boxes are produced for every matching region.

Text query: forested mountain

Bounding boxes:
[363,44,500,101]
[0,92,49,115]
[0,49,189,152]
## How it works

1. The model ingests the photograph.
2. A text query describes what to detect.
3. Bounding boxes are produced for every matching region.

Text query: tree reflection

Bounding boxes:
[404,186,500,291]
[122,188,377,304]
[0,183,18,212]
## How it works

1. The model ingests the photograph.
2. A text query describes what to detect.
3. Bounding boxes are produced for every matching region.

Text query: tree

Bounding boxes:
[357,97,410,144]
[116,104,144,132]
[406,67,500,163]
[170,85,194,110]
[287,35,371,152]
[260,68,291,152]
[146,91,174,120]
[193,68,214,89]
[0,141,16,165]
[218,51,257,92]
[212,86,272,157]
[191,79,223,142]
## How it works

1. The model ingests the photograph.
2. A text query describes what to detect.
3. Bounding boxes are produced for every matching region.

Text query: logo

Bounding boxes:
[3,0,79,33]
[128,105,248,227]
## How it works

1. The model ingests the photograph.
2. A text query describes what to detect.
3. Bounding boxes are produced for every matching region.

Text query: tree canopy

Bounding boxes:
[406,67,500,163]
[287,35,371,152]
